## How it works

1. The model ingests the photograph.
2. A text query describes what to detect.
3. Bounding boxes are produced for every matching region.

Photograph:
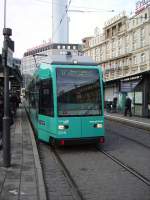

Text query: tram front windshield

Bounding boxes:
[56,68,102,117]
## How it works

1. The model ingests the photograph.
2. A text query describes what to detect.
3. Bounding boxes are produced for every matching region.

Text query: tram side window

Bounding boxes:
[39,79,54,116]
[30,84,36,109]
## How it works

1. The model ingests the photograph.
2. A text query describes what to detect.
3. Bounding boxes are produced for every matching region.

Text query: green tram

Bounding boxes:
[25,54,105,145]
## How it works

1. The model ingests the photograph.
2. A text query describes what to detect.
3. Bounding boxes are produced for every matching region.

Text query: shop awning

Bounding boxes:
[121,79,141,92]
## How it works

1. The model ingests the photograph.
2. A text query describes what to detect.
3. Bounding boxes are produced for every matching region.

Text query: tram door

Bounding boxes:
[38,79,54,141]
[34,81,39,128]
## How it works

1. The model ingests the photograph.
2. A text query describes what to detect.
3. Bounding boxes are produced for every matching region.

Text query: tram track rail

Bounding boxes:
[38,140,150,200]
[50,146,85,200]
[27,105,150,199]
[27,107,85,200]
[97,147,150,186]
[50,143,150,191]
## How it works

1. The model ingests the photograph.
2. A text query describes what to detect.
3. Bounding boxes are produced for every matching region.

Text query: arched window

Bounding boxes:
[141,53,145,63]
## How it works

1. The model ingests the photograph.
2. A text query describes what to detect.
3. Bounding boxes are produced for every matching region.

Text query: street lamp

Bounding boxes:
[2,0,14,167]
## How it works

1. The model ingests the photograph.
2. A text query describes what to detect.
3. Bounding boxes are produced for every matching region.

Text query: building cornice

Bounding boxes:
[127,19,150,33]
[105,69,150,83]
[98,52,132,64]
[131,45,150,54]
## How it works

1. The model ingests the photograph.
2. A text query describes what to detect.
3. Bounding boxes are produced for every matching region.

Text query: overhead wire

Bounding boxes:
[30,0,115,13]
[29,0,116,41]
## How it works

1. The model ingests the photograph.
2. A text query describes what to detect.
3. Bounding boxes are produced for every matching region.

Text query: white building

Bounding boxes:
[21,42,82,87]
[82,3,150,117]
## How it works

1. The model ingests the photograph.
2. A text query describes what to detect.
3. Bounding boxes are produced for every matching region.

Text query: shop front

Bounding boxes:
[120,73,150,118]
[104,72,150,118]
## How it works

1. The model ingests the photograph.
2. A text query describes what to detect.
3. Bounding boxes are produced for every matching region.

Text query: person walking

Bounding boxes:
[112,96,117,113]
[10,93,18,116]
[106,98,112,113]
[124,96,132,117]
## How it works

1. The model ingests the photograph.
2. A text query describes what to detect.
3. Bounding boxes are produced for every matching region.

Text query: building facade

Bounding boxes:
[21,42,82,87]
[82,5,150,117]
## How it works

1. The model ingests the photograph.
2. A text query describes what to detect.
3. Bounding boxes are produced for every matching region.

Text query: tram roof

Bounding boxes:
[42,54,98,66]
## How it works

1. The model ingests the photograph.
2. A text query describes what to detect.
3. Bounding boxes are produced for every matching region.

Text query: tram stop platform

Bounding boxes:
[0,106,47,200]
[105,111,150,132]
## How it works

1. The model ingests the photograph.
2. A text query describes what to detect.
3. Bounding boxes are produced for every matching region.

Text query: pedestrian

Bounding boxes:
[0,95,4,150]
[106,98,112,113]
[10,93,17,116]
[112,96,117,113]
[124,96,132,117]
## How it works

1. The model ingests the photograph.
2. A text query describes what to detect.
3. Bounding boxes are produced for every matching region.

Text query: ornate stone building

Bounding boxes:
[82,4,150,117]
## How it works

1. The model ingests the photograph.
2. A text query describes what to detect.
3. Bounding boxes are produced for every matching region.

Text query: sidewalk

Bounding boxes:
[0,107,47,200]
[105,111,150,131]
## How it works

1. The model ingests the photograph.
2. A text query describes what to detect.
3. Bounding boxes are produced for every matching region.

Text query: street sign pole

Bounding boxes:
[2,28,12,167]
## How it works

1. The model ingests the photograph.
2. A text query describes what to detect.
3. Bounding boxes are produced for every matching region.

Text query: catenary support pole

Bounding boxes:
[2,28,11,167]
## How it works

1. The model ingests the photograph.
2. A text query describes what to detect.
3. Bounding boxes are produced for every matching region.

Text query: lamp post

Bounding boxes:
[2,0,14,167]
[2,28,11,167]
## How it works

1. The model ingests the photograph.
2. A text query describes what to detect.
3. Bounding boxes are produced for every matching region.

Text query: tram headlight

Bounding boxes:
[58,125,69,130]
[58,125,65,130]
[94,124,103,128]
[73,60,78,64]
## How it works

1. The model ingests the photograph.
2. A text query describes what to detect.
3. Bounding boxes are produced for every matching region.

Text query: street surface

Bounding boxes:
[104,119,150,179]
[39,119,150,200]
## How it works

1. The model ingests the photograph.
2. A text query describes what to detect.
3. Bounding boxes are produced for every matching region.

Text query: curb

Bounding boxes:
[105,114,150,132]
[27,114,47,200]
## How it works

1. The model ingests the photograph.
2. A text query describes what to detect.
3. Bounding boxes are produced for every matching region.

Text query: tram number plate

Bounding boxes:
[39,120,45,125]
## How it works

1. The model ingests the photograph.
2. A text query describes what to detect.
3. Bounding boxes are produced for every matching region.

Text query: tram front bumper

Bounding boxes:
[54,136,105,146]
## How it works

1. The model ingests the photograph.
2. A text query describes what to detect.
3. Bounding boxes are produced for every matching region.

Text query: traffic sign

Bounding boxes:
[7,48,13,68]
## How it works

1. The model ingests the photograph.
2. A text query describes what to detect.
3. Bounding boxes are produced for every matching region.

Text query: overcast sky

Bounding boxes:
[0,0,137,58]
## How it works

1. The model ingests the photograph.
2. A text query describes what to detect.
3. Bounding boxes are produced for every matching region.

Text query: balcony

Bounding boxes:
[139,63,148,72]
[131,65,139,73]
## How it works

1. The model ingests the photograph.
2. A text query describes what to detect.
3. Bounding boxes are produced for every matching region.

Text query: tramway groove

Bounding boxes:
[105,127,150,150]
[50,147,85,200]
[99,148,150,186]
[38,141,150,200]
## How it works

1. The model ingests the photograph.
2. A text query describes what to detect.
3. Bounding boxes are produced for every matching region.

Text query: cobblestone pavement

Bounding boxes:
[39,141,150,200]
[39,143,75,200]
[56,143,150,200]
[0,108,46,200]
